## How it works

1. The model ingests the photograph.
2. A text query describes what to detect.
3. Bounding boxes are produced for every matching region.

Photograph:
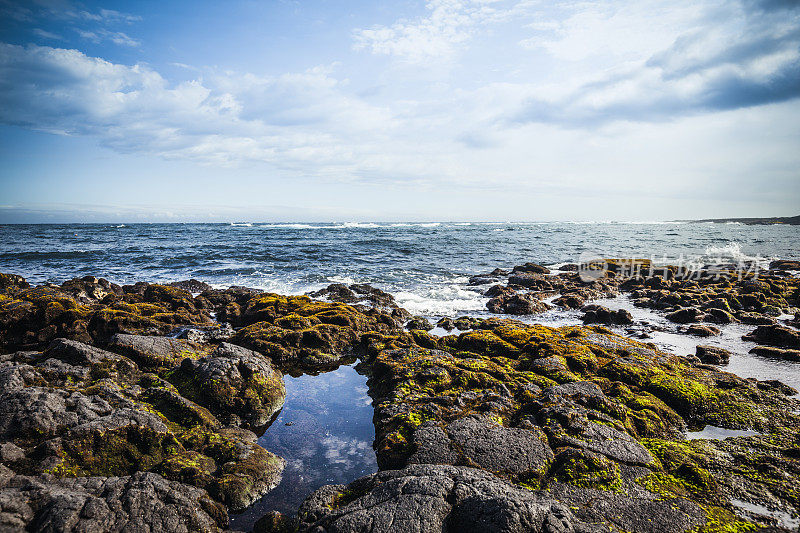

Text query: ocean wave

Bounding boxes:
[393,284,487,317]
[702,242,774,268]
[230,223,253,227]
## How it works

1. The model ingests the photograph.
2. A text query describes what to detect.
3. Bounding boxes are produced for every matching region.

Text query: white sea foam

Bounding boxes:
[230,222,252,227]
[393,284,487,316]
[702,242,774,268]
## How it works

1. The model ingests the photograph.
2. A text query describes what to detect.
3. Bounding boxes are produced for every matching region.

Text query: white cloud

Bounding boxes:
[0,44,395,174]
[32,28,63,40]
[77,29,140,47]
[353,0,518,63]
[512,0,800,125]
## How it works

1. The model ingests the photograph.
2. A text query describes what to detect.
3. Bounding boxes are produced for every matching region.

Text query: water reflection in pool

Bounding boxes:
[229,363,377,531]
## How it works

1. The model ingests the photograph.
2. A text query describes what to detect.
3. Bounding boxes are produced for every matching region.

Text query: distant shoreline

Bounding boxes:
[678,215,800,225]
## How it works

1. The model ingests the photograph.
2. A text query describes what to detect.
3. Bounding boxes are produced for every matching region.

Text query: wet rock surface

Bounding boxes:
[2,265,800,532]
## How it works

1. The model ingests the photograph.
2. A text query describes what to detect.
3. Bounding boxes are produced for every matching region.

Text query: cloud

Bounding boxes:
[353,0,518,63]
[32,28,63,40]
[0,44,395,173]
[513,0,800,125]
[66,8,142,24]
[77,29,140,47]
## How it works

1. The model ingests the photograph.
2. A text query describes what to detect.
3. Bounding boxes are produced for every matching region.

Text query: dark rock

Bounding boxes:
[171,323,234,343]
[686,324,721,337]
[436,317,455,331]
[749,345,800,362]
[167,279,214,293]
[512,262,551,275]
[581,305,633,325]
[666,307,704,324]
[308,283,399,311]
[60,276,123,303]
[553,293,585,309]
[0,470,227,532]
[485,284,514,298]
[296,464,578,533]
[704,308,736,324]
[743,324,800,349]
[737,312,775,325]
[468,275,500,286]
[770,260,800,271]
[43,338,120,365]
[507,273,547,288]
[695,345,731,365]
[0,273,30,294]
[0,387,111,439]
[168,342,286,429]
[107,333,199,369]
[406,316,434,331]
[453,316,481,330]
[407,416,553,477]
[487,293,551,315]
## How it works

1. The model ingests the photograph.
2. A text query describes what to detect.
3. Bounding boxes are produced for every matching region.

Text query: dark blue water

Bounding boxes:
[1,222,797,316]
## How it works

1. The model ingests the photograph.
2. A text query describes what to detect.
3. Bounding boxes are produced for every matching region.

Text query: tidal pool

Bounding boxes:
[229,363,377,531]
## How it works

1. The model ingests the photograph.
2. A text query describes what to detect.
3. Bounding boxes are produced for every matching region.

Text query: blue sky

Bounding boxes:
[1,0,799,222]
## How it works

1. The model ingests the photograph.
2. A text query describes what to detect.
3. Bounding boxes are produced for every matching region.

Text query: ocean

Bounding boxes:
[1,221,798,318]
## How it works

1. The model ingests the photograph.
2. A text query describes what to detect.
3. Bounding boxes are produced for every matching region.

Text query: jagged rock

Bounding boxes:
[44,338,120,365]
[743,324,800,349]
[406,316,434,331]
[169,342,285,429]
[686,324,721,337]
[407,416,553,477]
[296,464,580,533]
[749,345,800,362]
[107,333,199,369]
[507,273,549,289]
[436,317,455,331]
[0,471,227,532]
[770,260,800,271]
[0,387,112,439]
[582,305,633,325]
[60,276,122,303]
[553,293,585,309]
[308,283,401,313]
[666,307,704,324]
[171,324,234,343]
[167,279,214,293]
[485,284,514,298]
[487,293,551,315]
[512,262,551,275]
[695,345,731,365]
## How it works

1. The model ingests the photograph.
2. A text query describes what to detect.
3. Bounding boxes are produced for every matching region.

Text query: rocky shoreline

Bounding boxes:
[0,259,799,532]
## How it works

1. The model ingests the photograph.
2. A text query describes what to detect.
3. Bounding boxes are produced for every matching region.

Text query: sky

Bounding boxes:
[0,0,799,222]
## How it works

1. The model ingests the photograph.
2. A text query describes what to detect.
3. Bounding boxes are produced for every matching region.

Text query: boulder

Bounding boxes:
[511,262,551,274]
[107,334,199,369]
[695,345,731,365]
[666,307,704,324]
[770,260,800,271]
[487,293,551,315]
[749,345,800,362]
[0,471,227,532]
[167,279,214,293]
[742,324,800,349]
[406,316,434,331]
[168,342,285,429]
[581,305,633,325]
[686,324,721,337]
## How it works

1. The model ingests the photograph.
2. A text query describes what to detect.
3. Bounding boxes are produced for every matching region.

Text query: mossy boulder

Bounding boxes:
[168,342,285,430]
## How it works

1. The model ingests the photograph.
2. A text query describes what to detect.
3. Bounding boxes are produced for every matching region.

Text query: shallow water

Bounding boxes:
[228,363,376,531]
[685,426,761,440]
[730,499,800,529]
